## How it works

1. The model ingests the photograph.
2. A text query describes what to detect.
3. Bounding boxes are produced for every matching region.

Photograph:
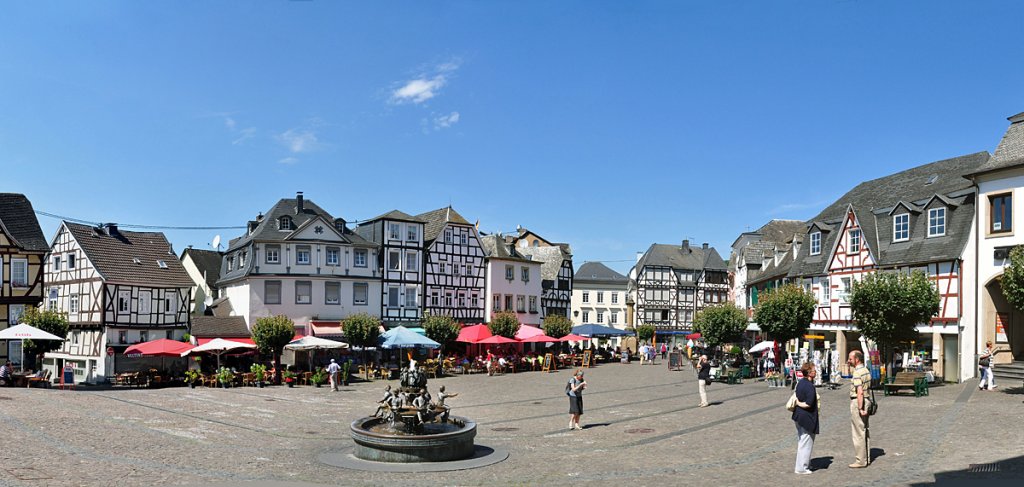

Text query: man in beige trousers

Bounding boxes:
[848,350,871,468]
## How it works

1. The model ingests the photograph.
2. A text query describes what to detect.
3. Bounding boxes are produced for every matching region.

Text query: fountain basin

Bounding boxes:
[350,416,477,463]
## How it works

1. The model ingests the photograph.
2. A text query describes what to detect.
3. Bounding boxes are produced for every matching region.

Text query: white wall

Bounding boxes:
[571,282,628,329]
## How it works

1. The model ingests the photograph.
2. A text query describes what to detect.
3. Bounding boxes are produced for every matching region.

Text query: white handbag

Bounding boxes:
[785,392,798,412]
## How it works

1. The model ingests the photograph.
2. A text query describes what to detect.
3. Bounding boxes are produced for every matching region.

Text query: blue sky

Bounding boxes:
[2,1,1022,275]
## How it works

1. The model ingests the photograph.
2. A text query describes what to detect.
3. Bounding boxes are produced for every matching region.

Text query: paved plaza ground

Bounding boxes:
[0,361,1022,486]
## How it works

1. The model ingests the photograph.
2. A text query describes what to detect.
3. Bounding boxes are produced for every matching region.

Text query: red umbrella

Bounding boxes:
[560,334,588,342]
[476,335,519,344]
[520,334,560,343]
[457,324,492,343]
[125,338,194,357]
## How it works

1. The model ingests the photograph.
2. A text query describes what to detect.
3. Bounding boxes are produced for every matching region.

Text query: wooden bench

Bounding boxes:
[883,371,929,397]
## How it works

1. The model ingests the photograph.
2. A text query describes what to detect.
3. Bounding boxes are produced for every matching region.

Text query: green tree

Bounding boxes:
[20,308,69,367]
[542,314,572,339]
[850,271,939,376]
[636,324,656,343]
[489,312,521,339]
[1000,246,1024,311]
[693,304,748,350]
[422,313,460,356]
[753,284,816,345]
[344,313,382,380]
[251,315,295,385]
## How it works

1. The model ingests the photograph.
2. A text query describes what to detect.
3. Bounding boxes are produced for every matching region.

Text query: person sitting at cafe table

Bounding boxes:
[0,361,12,386]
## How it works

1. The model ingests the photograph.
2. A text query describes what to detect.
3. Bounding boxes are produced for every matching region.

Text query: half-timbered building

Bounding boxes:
[479,234,543,326]
[517,245,573,319]
[44,222,193,383]
[217,193,382,337]
[415,206,485,323]
[780,152,989,382]
[354,210,426,326]
[628,240,729,332]
[0,194,48,366]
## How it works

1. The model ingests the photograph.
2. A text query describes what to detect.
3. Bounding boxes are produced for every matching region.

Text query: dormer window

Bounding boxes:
[279,216,293,231]
[928,208,946,237]
[893,214,910,242]
[809,232,821,255]
[848,229,861,253]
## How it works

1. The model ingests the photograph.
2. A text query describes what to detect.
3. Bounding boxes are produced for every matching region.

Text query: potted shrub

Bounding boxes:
[216,367,234,388]
[282,370,296,388]
[311,367,327,388]
[250,364,267,388]
[184,369,200,389]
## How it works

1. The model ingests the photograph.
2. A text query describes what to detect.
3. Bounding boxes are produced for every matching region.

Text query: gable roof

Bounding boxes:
[415,206,472,243]
[362,210,426,224]
[635,243,728,273]
[180,248,223,290]
[479,234,536,264]
[789,151,989,277]
[190,316,250,337]
[225,197,373,252]
[517,245,572,281]
[0,193,48,252]
[64,222,193,288]
[966,112,1024,177]
[574,262,627,284]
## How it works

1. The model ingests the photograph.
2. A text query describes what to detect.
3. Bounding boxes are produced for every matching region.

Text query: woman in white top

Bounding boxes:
[979,341,996,391]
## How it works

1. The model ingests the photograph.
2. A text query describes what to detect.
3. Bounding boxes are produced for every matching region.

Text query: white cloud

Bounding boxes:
[276,128,319,153]
[278,157,299,165]
[224,116,236,130]
[434,111,460,129]
[232,127,257,145]
[390,59,461,105]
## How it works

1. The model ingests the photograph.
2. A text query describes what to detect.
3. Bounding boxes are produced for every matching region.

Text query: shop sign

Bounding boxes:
[996,313,1009,343]
[803,335,825,340]
[106,346,115,356]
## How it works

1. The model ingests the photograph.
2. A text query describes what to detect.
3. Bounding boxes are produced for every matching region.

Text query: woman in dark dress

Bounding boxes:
[567,369,586,430]
[792,362,819,474]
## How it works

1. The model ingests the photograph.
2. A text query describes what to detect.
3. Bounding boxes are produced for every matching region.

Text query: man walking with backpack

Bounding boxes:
[848,350,872,468]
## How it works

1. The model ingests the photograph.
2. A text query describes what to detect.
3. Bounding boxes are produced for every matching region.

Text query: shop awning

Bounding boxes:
[311,322,344,337]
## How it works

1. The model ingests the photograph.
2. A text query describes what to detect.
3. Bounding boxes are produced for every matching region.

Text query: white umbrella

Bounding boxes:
[180,338,256,369]
[284,336,349,351]
[749,341,776,354]
[0,323,65,371]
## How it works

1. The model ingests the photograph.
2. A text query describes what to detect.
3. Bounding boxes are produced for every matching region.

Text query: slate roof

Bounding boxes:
[225,197,373,252]
[415,206,472,243]
[362,210,426,224]
[789,151,989,277]
[966,112,1024,176]
[635,243,728,273]
[517,245,572,281]
[574,262,627,284]
[190,316,250,337]
[748,251,796,287]
[64,222,194,287]
[741,241,777,268]
[479,235,535,263]
[180,248,223,290]
[0,193,48,252]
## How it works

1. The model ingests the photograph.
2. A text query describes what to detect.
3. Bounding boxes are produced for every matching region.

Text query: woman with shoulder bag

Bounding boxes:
[792,362,819,475]
[979,341,996,391]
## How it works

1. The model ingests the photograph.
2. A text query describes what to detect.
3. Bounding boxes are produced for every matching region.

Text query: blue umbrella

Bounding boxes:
[379,326,440,349]
[572,323,632,337]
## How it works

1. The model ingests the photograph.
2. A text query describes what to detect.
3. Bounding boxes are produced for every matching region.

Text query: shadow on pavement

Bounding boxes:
[908,454,1024,486]
[870,448,886,463]
[810,456,833,470]
[581,423,610,429]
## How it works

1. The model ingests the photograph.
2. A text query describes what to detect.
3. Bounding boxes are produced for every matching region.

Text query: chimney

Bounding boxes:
[681,240,690,251]
[103,223,118,236]
[296,192,304,214]
[247,220,258,235]
[702,242,709,250]
[256,212,264,222]
[334,218,346,232]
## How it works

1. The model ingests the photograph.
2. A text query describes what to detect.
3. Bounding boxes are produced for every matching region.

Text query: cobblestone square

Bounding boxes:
[1,363,1022,486]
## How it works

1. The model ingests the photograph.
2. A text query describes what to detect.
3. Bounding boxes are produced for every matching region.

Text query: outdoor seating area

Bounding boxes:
[884,371,930,397]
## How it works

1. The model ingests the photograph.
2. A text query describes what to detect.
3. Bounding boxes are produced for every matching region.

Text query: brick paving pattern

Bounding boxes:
[0,362,1022,486]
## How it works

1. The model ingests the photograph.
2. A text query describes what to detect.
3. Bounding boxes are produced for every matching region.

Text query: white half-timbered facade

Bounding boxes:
[779,152,988,382]
[0,194,49,365]
[355,210,425,326]
[217,193,382,336]
[415,207,485,323]
[628,241,729,331]
[43,222,193,383]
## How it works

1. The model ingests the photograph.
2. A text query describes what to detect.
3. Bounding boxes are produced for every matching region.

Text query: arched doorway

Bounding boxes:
[983,276,1023,362]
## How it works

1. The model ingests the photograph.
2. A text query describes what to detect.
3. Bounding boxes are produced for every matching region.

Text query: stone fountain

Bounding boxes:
[348,360,477,463]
